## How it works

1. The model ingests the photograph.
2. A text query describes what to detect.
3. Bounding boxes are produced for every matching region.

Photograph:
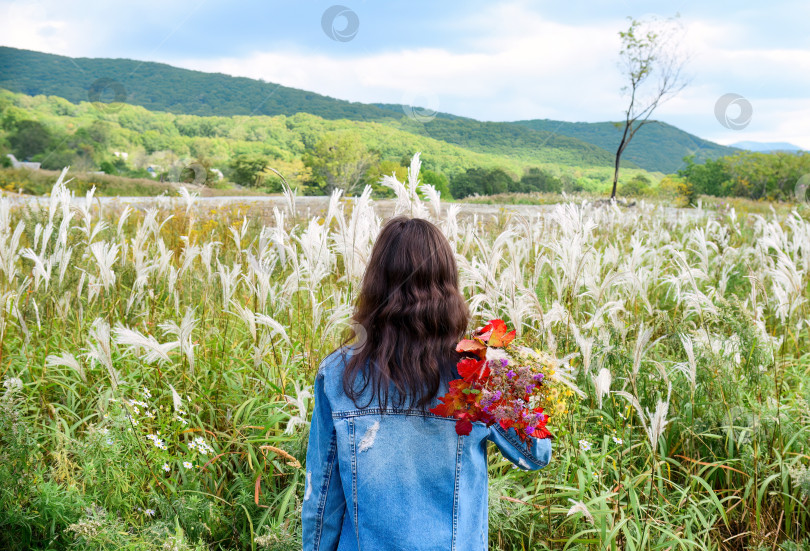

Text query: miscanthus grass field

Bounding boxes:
[1,158,809,551]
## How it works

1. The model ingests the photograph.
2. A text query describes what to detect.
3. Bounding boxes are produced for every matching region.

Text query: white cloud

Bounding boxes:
[1,0,808,147]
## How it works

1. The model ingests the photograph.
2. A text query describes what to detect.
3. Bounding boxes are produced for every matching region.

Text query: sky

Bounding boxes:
[2,0,809,149]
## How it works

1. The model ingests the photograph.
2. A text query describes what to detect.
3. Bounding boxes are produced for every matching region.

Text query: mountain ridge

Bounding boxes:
[0,45,738,173]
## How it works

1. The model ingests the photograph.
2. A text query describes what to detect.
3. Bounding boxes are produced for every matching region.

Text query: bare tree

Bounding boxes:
[611,15,689,199]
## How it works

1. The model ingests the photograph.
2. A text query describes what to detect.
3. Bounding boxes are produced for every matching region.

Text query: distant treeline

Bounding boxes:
[0,90,639,198]
[678,152,810,201]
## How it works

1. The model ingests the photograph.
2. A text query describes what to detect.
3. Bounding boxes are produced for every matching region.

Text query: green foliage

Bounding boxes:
[303,132,378,195]
[9,119,51,159]
[229,154,269,187]
[620,173,652,197]
[515,167,562,193]
[451,167,514,198]
[679,151,810,201]
[421,169,452,199]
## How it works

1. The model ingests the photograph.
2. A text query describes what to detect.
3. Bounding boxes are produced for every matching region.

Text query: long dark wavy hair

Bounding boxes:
[341,215,469,410]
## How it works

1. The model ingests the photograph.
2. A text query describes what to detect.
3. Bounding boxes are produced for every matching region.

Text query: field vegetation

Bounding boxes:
[1,159,809,550]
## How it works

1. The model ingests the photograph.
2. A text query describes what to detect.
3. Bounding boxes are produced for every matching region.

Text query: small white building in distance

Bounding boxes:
[6,154,41,170]
[113,151,129,160]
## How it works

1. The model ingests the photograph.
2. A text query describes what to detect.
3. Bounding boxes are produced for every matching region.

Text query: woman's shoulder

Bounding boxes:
[315,346,355,390]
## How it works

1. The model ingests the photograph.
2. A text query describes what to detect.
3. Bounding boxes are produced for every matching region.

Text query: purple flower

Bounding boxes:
[525,385,534,393]
[507,370,516,379]
[493,391,502,400]
[500,359,508,368]
[525,426,535,434]
[533,373,544,381]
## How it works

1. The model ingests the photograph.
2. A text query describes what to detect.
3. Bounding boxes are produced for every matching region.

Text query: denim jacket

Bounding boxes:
[301,348,552,550]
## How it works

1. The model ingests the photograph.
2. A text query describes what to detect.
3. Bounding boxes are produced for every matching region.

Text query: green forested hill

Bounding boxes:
[513,119,739,173]
[0,46,396,121]
[0,46,735,173]
[0,89,643,187]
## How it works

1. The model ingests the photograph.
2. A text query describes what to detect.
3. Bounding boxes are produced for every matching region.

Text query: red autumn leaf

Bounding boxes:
[532,425,552,440]
[481,319,516,347]
[474,322,494,342]
[455,419,473,435]
[457,357,489,382]
[456,338,487,359]
[429,379,470,418]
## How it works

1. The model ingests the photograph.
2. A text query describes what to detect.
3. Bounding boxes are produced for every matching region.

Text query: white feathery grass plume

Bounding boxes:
[767,249,806,322]
[615,386,672,450]
[45,168,73,226]
[46,352,85,382]
[179,242,201,278]
[321,303,355,341]
[10,287,30,344]
[281,179,297,219]
[117,205,134,239]
[229,216,249,253]
[89,241,119,291]
[76,185,97,234]
[296,218,334,290]
[155,238,174,278]
[381,153,428,218]
[515,346,585,398]
[177,186,199,214]
[53,292,71,322]
[332,185,379,284]
[20,247,53,291]
[246,254,277,312]
[614,390,648,434]
[571,323,594,375]
[112,324,178,364]
[0,220,25,282]
[381,173,411,216]
[592,367,612,409]
[325,187,344,228]
[674,333,697,392]
[200,241,219,279]
[419,180,442,219]
[253,333,273,370]
[442,204,461,246]
[283,380,313,435]
[37,222,54,259]
[159,308,198,373]
[216,260,242,309]
[168,384,183,412]
[32,299,41,331]
[56,245,73,286]
[230,301,258,341]
[256,313,292,346]
[567,499,594,524]
[645,398,671,451]
[85,318,119,389]
[632,322,657,378]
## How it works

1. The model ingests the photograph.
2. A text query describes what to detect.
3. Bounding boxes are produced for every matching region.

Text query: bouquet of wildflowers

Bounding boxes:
[430,319,565,442]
